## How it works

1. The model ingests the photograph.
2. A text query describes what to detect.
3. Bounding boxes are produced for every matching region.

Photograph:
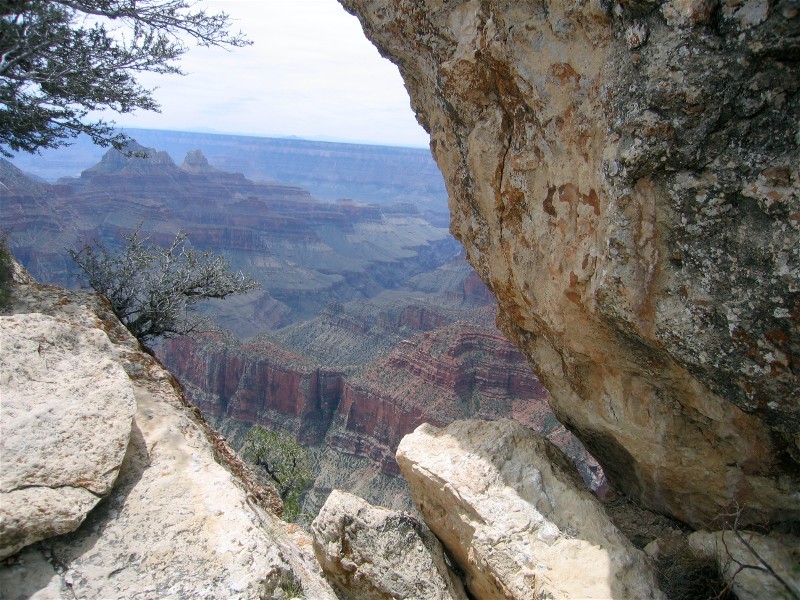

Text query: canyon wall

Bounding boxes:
[163,320,601,513]
[340,0,799,527]
[6,128,450,213]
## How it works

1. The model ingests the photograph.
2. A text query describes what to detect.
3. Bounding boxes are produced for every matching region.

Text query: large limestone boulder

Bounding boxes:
[397,420,664,599]
[0,280,338,599]
[312,489,468,600]
[340,0,800,527]
[0,313,136,559]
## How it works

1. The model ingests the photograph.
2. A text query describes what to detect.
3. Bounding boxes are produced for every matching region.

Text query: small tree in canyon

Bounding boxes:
[242,426,312,522]
[69,225,259,342]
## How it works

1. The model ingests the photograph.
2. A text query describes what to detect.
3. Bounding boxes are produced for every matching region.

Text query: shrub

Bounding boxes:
[242,426,312,523]
[69,225,259,342]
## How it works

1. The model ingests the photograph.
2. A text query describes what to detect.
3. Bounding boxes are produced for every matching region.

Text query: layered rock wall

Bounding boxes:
[163,335,344,445]
[2,151,460,335]
[341,0,800,527]
[164,325,564,478]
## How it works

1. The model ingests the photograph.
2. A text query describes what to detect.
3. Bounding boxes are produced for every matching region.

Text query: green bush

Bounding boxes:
[0,236,13,309]
[242,426,312,523]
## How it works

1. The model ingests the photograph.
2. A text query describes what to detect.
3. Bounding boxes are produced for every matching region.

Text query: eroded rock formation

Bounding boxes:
[397,420,664,599]
[6,128,450,212]
[341,0,800,527]
[0,274,337,598]
[2,148,460,334]
[164,317,602,510]
[311,490,468,599]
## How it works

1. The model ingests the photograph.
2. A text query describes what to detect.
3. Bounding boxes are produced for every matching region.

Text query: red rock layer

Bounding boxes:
[164,335,343,444]
[161,325,598,483]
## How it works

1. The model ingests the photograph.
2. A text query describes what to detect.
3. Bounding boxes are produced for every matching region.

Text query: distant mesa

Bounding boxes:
[5,128,449,211]
[76,141,241,182]
[2,143,458,333]
[80,140,176,177]
[181,149,220,174]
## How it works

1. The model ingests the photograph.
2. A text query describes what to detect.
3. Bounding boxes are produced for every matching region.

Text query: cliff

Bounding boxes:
[3,273,796,598]
[163,318,602,509]
[341,0,799,528]
[0,272,337,598]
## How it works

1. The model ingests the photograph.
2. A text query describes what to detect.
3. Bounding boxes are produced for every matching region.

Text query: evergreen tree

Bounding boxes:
[0,0,249,156]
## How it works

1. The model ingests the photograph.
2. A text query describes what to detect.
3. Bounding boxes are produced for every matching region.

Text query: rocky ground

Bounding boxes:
[0,272,336,599]
[2,273,797,599]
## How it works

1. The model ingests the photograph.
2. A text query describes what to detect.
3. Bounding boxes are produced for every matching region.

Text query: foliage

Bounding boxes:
[278,578,304,600]
[68,224,259,342]
[242,426,312,523]
[0,234,12,308]
[0,0,249,156]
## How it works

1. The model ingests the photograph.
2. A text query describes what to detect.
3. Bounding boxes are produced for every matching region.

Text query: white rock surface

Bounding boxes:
[0,281,338,599]
[397,420,664,600]
[0,313,137,559]
[688,530,800,600]
[312,490,467,600]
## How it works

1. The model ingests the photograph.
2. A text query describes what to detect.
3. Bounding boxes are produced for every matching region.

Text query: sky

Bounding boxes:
[98,0,430,148]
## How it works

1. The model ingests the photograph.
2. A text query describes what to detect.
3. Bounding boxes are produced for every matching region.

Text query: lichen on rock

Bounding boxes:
[340,0,800,528]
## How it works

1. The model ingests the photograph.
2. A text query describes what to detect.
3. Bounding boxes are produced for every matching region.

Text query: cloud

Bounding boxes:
[98,0,429,147]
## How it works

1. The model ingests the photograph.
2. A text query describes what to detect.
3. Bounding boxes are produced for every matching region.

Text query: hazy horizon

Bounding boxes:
[116,124,430,150]
[4,127,447,210]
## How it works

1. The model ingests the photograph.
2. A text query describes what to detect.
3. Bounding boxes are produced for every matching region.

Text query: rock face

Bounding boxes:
[0,314,136,559]
[332,324,550,469]
[158,251,604,512]
[340,0,800,527]
[397,420,664,599]
[311,490,468,600]
[158,248,607,508]
[0,277,337,599]
[164,316,602,512]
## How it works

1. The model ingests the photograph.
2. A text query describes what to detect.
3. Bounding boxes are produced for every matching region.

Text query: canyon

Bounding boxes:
[2,268,796,599]
[2,0,798,595]
[6,128,450,216]
[2,143,599,516]
[3,145,459,334]
[162,316,602,513]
